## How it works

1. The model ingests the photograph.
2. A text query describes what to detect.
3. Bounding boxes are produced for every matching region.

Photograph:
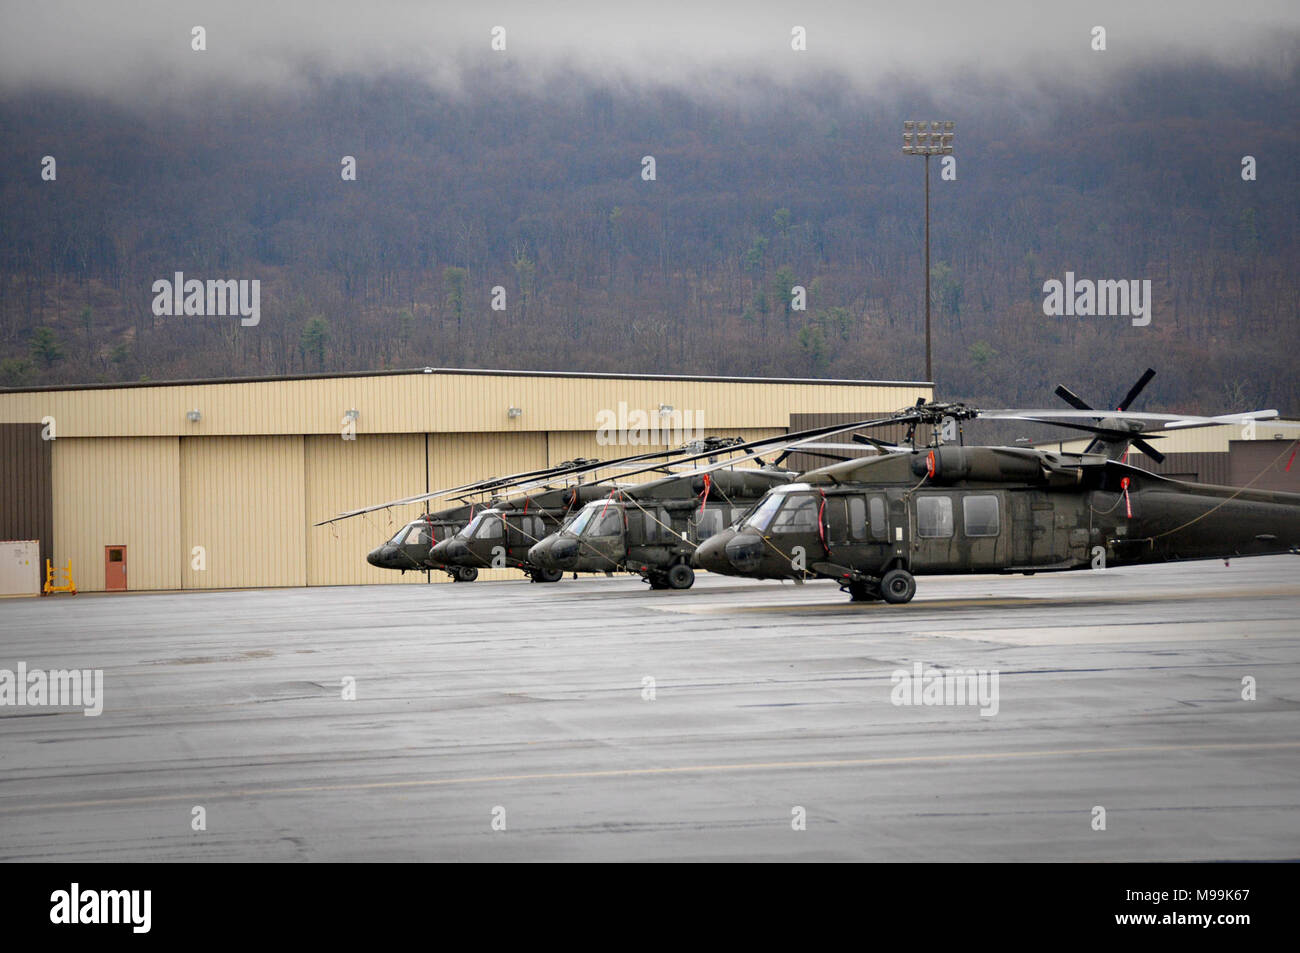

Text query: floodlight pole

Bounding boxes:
[903,121,953,390]
[923,152,931,384]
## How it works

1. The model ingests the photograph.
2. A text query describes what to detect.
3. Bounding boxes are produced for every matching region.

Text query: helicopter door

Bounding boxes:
[959,492,1008,569]
[910,492,960,571]
[401,522,433,565]
[579,505,627,570]
[505,515,536,560]
[1030,497,1069,565]
[842,493,894,573]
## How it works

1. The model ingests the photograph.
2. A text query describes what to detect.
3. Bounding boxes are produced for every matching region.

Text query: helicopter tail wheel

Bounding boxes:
[530,568,564,583]
[453,567,479,583]
[666,563,695,590]
[880,568,916,604]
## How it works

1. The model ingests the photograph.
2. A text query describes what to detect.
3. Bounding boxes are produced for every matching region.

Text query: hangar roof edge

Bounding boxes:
[0,366,933,395]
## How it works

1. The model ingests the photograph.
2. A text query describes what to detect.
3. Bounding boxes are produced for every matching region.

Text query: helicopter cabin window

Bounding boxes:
[640,509,664,542]
[694,507,724,541]
[963,495,1000,537]
[474,516,504,540]
[847,497,867,538]
[869,496,887,540]
[771,494,819,534]
[917,496,954,538]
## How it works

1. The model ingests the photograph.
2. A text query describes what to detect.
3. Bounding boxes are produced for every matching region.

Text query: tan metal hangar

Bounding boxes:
[0,367,932,592]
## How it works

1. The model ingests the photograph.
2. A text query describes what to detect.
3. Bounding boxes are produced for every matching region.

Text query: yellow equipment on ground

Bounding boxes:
[42,559,77,595]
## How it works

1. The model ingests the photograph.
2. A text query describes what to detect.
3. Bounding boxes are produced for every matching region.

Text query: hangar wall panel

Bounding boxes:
[305,434,427,586]
[1229,440,1300,493]
[0,423,53,570]
[52,437,181,592]
[425,431,550,581]
[180,436,305,589]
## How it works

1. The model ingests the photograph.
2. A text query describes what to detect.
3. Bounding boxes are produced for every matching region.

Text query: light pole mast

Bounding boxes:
[903,120,954,387]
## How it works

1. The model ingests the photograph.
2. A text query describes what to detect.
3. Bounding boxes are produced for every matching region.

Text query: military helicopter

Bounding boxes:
[694,371,1299,603]
[318,456,620,582]
[525,466,792,589]
[429,482,628,583]
[317,435,816,583]
[522,422,896,589]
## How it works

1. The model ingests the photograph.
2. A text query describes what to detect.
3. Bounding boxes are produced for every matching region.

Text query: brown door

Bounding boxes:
[105,546,127,591]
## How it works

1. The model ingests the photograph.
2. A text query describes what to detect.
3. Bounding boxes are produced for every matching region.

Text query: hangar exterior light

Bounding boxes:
[186,409,201,423]
[902,119,955,384]
[507,407,523,419]
[344,409,359,421]
[658,404,674,416]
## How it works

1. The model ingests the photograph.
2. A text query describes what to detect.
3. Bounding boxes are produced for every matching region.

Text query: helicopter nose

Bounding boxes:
[432,539,468,565]
[366,544,394,568]
[528,538,554,569]
[546,537,579,569]
[723,533,765,573]
[693,531,734,575]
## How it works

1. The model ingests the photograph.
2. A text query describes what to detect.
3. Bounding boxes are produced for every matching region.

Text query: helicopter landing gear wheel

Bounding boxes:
[667,563,695,590]
[453,567,478,582]
[529,568,564,583]
[846,580,882,602]
[880,568,916,604]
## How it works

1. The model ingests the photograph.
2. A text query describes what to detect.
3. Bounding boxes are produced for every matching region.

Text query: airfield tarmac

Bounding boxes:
[1,556,1298,862]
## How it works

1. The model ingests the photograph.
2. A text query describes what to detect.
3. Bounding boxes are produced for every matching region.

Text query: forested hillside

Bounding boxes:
[1,62,1296,413]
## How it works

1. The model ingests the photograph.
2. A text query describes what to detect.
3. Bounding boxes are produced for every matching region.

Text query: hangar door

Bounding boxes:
[180,436,306,589]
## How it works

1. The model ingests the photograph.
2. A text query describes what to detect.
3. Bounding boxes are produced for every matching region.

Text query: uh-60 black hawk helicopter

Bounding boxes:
[318,456,630,582]
[317,419,894,586]
[694,370,1300,603]
[436,421,900,588]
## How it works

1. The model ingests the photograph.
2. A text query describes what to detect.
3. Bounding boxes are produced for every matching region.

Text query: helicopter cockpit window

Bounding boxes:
[917,496,954,538]
[564,506,598,536]
[582,508,624,538]
[771,494,819,534]
[963,495,1000,537]
[740,495,784,533]
[389,522,421,545]
[407,524,432,546]
[474,516,504,540]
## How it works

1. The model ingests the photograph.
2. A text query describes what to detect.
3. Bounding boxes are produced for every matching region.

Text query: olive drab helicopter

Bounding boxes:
[526,466,792,589]
[318,456,624,582]
[432,420,908,587]
[519,419,910,589]
[315,418,902,586]
[694,370,1300,603]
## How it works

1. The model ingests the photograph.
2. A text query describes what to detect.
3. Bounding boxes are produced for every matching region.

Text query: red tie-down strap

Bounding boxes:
[817,490,830,555]
[1287,447,1296,473]
[1120,477,1132,519]
[598,489,617,518]
[926,451,936,479]
[698,473,711,515]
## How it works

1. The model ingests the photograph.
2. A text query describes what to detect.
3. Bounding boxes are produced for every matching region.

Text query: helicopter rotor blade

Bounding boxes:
[1116,367,1157,412]
[1131,437,1166,464]
[1054,385,1094,412]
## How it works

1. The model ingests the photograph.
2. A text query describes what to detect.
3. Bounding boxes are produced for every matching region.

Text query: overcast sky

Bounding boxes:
[2,1,1297,102]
